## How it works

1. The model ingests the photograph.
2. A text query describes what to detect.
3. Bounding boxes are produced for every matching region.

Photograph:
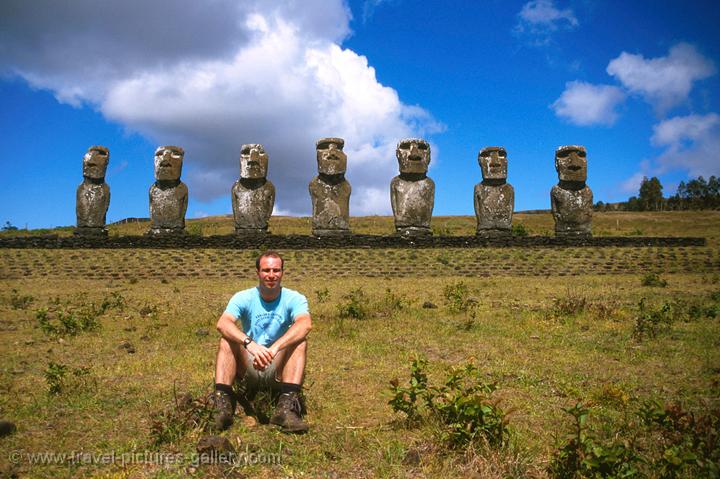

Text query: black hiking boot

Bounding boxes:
[269,392,308,433]
[211,390,236,431]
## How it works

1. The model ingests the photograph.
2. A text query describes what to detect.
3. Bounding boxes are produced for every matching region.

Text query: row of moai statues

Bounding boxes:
[76,140,593,237]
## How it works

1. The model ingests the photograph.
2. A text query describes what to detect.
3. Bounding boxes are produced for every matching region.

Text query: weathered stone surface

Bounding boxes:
[148,146,188,235]
[309,138,351,236]
[76,146,110,235]
[232,144,275,234]
[0,234,706,250]
[391,138,435,237]
[551,145,593,237]
[474,147,514,237]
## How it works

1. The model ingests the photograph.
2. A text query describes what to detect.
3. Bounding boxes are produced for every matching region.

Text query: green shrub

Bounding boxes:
[443,281,471,314]
[389,360,511,449]
[337,288,370,320]
[632,299,674,341]
[35,293,126,337]
[548,402,640,479]
[315,287,330,303]
[512,223,528,237]
[44,362,91,395]
[638,400,720,477]
[10,289,34,310]
[641,273,667,287]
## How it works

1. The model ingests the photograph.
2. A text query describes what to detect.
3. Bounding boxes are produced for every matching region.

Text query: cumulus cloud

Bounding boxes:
[607,43,716,113]
[650,113,720,177]
[551,81,626,126]
[515,0,578,44]
[0,0,440,215]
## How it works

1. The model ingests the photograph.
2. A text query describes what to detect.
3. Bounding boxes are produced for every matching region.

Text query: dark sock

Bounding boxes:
[279,382,301,395]
[215,383,236,399]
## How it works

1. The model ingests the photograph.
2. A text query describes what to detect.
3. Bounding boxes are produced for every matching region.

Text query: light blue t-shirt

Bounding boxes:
[224,287,309,347]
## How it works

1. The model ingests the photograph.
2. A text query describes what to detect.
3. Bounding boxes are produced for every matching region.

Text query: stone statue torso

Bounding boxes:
[309,176,351,233]
[551,184,593,236]
[232,179,275,231]
[390,175,435,230]
[474,182,514,233]
[149,181,188,230]
[76,181,110,228]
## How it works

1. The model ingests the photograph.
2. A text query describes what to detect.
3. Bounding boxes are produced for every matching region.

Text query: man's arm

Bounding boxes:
[268,313,312,358]
[216,312,274,368]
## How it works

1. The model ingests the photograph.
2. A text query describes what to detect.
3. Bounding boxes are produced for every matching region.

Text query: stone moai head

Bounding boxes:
[82,145,110,180]
[478,146,508,181]
[154,145,184,181]
[555,145,587,183]
[396,138,431,174]
[239,144,269,179]
[316,137,347,175]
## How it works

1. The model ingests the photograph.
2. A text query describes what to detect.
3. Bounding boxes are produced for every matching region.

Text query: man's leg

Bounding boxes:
[212,338,249,430]
[270,339,309,433]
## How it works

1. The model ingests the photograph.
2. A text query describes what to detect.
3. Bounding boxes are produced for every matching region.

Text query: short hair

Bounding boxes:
[256,250,284,270]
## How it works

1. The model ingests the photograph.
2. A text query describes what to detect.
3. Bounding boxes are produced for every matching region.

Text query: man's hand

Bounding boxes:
[247,341,275,370]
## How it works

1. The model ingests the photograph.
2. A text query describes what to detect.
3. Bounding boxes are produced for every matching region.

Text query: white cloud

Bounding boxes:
[0,0,441,215]
[551,81,626,126]
[362,0,397,23]
[607,43,716,113]
[650,113,720,177]
[515,0,578,44]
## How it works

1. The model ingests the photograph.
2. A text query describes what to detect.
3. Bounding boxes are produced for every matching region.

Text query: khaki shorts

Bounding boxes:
[237,349,281,394]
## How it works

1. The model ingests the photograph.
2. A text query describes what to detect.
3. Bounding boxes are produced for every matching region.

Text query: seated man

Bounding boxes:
[213,250,312,433]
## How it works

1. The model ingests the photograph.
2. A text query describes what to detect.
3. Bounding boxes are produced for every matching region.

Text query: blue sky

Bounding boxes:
[1,0,719,229]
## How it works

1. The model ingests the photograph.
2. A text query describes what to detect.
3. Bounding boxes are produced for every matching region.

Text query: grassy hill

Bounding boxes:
[1,211,718,478]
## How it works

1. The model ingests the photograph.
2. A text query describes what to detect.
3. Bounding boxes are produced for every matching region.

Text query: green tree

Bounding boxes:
[638,176,664,211]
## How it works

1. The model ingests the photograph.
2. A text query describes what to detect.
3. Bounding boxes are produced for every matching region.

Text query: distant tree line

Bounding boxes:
[595,175,720,211]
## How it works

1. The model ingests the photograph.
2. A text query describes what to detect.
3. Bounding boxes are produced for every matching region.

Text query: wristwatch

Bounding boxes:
[242,337,252,348]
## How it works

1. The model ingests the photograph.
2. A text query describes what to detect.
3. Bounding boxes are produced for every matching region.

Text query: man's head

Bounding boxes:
[240,144,269,179]
[82,145,110,180]
[555,145,587,182]
[154,146,184,181]
[316,137,347,175]
[478,146,508,181]
[396,138,431,174]
[256,251,284,295]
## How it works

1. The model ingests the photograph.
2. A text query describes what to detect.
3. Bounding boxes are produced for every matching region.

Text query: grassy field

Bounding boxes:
[1,212,719,478]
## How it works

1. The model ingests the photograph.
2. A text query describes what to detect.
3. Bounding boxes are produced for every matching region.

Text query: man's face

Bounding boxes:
[82,146,109,179]
[257,256,283,292]
[240,144,269,179]
[316,138,347,175]
[397,139,430,174]
[555,146,587,182]
[478,147,507,180]
[154,146,184,181]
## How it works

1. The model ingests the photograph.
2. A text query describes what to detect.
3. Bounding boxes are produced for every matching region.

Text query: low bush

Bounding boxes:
[632,299,674,341]
[44,362,92,395]
[549,400,720,478]
[443,281,471,314]
[337,288,370,321]
[641,273,667,287]
[389,359,511,449]
[9,289,34,310]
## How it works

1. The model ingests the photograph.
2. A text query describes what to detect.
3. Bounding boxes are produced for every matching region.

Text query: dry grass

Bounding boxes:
[0,212,719,478]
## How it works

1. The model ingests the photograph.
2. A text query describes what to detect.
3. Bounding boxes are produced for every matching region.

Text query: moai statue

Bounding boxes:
[309,137,351,236]
[551,145,593,238]
[231,144,275,235]
[390,138,435,237]
[474,147,515,237]
[148,145,188,235]
[75,145,111,236]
